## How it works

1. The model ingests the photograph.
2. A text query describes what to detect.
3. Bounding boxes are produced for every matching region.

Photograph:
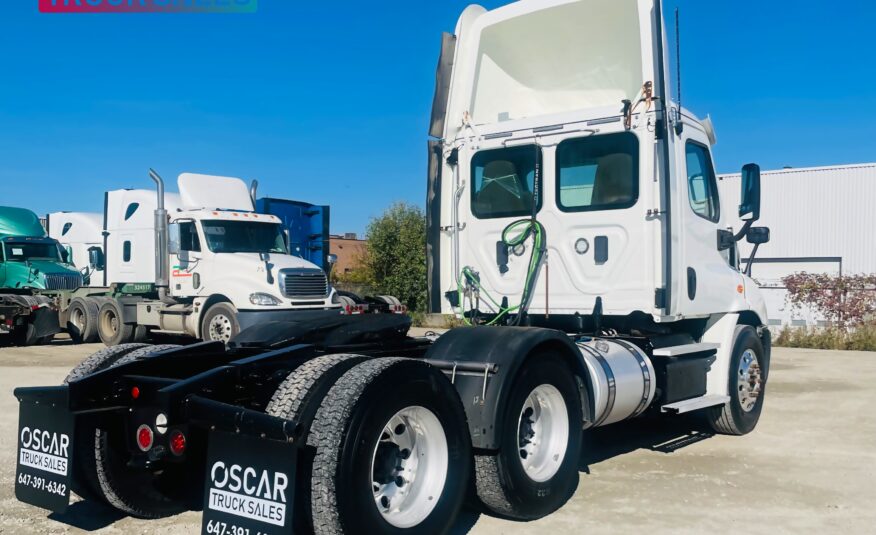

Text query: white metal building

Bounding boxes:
[719,163,876,327]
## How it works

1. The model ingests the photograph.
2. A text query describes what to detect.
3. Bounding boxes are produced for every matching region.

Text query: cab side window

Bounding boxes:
[179,222,201,253]
[685,142,720,222]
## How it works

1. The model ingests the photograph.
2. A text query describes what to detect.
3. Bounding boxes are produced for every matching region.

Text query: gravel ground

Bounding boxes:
[0,337,873,534]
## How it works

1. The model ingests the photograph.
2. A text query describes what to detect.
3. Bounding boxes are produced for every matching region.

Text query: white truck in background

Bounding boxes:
[47,171,341,345]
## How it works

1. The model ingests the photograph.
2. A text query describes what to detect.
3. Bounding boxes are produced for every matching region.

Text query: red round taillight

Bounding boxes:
[169,430,187,456]
[131,386,141,400]
[136,425,154,452]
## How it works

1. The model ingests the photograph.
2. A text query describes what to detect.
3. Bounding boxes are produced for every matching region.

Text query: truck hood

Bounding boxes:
[2,260,81,290]
[199,253,332,304]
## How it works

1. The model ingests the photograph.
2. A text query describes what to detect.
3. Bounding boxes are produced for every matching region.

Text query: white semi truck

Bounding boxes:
[45,171,341,345]
[14,1,773,534]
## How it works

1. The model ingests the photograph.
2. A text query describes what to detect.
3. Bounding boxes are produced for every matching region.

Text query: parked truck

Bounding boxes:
[13,1,773,534]
[0,206,79,345]
[42,171,342,345]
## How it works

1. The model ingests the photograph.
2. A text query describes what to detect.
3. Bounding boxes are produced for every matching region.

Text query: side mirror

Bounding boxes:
[87,246,105,271]
[327,254,338,267]
[746,227,770,245]
[739,163,761,222]
[61,246,71,264]
[167,223,181,255]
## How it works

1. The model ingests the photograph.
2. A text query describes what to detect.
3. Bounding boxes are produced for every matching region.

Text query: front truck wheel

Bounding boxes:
[201,302,240,344]
[707,326,769,435]
[308,358,471,535]
[475,353,583,521]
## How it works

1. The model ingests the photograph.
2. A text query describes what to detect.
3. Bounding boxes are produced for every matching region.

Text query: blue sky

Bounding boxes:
[1,0,873,235]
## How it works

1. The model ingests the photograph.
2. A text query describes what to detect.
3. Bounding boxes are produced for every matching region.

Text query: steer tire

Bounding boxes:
[266,354,369,535]
[309,358,471,535]
[86,344,190,518]
[200,302,240,344]
[97,299,135,346]
[474,353,582,521]
[64,343,150,504]
[67,297,100,344]
[707,326,768,436]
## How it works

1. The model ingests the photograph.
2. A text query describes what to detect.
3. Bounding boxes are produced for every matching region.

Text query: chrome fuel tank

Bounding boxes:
[578,338,656,427]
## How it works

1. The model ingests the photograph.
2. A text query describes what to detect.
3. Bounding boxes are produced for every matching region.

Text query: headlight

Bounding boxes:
[249,293,282,306]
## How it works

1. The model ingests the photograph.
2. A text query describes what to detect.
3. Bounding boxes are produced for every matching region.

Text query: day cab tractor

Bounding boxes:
[13,1,773,534]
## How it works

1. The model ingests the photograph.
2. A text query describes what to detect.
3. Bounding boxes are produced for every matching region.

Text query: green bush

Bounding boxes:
[774,323,876,352]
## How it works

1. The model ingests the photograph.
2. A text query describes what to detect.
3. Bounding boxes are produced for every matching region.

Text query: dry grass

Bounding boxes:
[775,323,876,351]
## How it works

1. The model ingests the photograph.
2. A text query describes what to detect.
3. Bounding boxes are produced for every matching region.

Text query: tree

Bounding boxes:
[783,273,876,329]
[363,202,427,313]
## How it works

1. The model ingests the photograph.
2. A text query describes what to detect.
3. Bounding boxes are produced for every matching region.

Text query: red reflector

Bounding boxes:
[136,425,154,452]
[131,387,141,399]
[169,430,187,456]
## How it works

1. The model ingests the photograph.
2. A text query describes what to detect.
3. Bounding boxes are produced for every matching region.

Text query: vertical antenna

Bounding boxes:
[674,8,684,135]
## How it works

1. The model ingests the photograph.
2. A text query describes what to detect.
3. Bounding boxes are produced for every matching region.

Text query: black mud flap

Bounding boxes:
[14,396,75,513]
[202,431,297,535]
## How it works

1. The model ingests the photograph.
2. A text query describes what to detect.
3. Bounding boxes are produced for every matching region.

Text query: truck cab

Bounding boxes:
[428,0,769,330]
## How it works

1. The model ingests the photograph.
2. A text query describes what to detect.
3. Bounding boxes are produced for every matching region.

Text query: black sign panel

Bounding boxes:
[15,401,74,513]
[202,431,297,535]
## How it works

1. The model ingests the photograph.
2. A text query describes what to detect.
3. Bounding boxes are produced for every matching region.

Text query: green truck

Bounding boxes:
[0,206,82,346]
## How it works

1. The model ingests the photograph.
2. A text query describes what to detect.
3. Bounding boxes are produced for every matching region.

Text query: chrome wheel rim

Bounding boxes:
[517,384,569,483]
[737,349,763,412]
[370,406,448,529]
[208,314,233,343]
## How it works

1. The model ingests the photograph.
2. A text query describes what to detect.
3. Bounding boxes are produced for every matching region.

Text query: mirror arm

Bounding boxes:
[744,242,761,277]
[733,220,754,242]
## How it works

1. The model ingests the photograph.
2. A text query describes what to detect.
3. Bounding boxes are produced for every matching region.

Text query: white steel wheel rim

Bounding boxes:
[517,384,569,483]
[737,349,763,412]
[101,309,119,336]
[208,314,233,343]
[370,406,448,529]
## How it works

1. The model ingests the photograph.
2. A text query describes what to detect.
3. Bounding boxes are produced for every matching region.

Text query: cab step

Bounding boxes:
[661,395,730,414]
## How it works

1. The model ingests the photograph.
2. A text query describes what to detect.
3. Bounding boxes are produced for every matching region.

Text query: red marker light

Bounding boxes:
[131,386,141,399]
[136,425,154,452]
[169,430,187,456]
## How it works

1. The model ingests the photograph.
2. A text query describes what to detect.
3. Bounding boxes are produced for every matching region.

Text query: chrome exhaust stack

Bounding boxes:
[148,169,175,304]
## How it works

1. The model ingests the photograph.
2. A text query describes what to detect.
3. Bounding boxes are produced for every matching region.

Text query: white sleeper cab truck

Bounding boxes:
[13,2,772,534]
[50,171,341,345]
[45,211,104,286]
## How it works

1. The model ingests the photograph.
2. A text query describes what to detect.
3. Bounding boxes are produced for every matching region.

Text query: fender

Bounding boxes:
[425,326,590,450]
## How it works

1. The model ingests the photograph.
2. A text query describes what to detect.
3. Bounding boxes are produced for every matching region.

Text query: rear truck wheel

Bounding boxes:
[707,326,768,436]
[474,353,582,521]
[266,354,370,534]
[308,358,471,535]
[63,343,151,503]
[67,297,100,344]
[201,302,240,344]
[81,345,191,518]
[97,299,135,346]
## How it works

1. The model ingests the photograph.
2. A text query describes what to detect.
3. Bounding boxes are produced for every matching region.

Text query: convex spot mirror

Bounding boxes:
[746,227,770,245]
[739,163,761,222]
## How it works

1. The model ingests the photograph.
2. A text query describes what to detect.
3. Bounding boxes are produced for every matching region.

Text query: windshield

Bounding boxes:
[201,220,288,255]
[3,241,62,262]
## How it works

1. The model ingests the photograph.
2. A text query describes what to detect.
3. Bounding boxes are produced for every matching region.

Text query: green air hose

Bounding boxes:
[456,218,546,326]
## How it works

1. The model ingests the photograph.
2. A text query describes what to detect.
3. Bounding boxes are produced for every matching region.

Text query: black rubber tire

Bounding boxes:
[474,353,582,521]
[309,358,471,535]
[67,297,100,344]
[97,299,135,346]
[85,344,190,518]
[63,343,150,504]
[200,302,240,343]
[266,354,369,535]
[707,326,768,436]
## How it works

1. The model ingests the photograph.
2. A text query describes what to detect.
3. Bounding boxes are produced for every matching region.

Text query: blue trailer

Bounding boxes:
[256,198,330,271]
